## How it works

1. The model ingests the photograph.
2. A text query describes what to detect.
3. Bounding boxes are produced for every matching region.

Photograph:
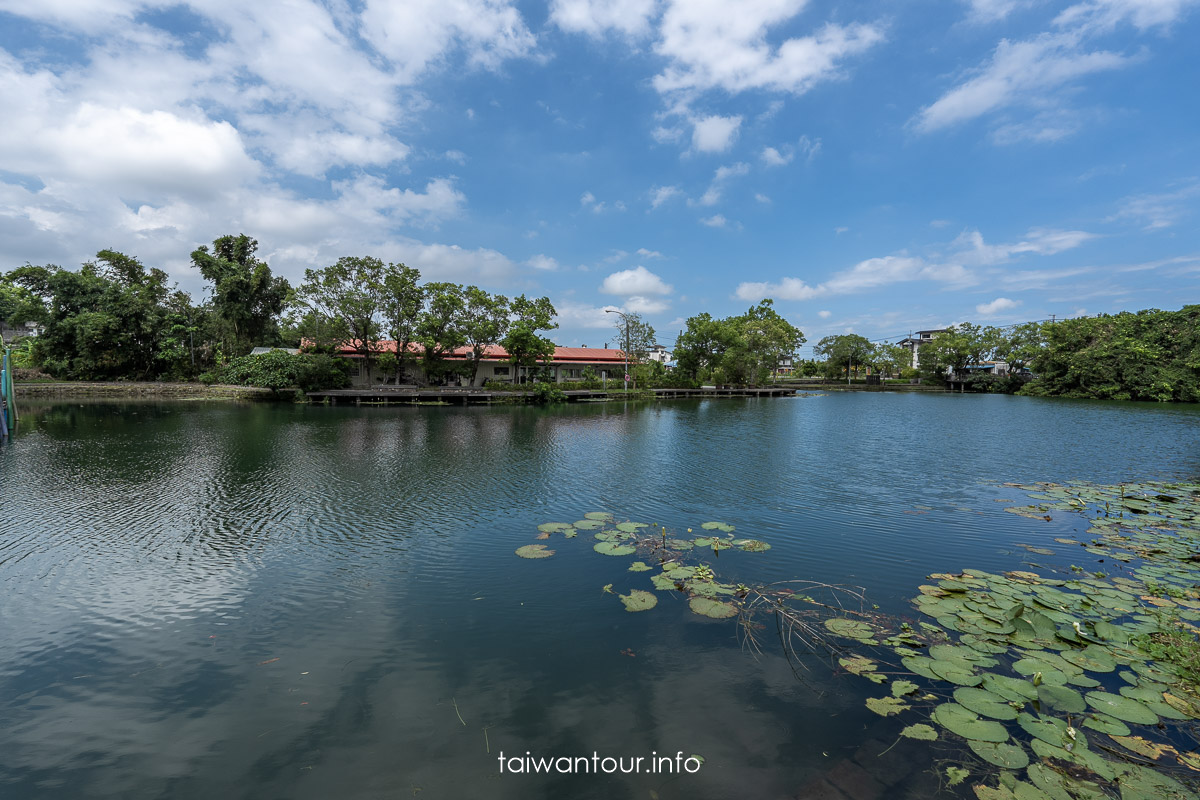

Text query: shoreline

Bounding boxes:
[14,381,275,400]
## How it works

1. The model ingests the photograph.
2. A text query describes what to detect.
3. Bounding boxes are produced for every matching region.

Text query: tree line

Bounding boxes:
[808,307,1199,403]
[0,235,560,388]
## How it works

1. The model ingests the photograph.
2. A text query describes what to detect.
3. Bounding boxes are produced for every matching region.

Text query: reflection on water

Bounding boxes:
[1,394,1199,798]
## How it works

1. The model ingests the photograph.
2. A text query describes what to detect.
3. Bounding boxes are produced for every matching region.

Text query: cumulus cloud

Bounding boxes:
[700,214,727,227]
[649,185,681,209]
[549,0,657,36]
[600,265,673,296]
[691,115,742,153]
[624,295,671,314]
[527,254,559,271]
[817,310,832,318]
[653,1,884,95]
[761,146,792,166]
[976,297,1021,315]
[637,248,665,259]
[735,255,973,302]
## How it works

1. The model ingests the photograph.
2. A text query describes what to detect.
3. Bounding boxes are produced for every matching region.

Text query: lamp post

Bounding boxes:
[605,309,631,393]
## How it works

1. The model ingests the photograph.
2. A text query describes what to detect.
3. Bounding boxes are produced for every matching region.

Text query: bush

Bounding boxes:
[217,352,352,393]
[529,381,567,404]
[295,354,351,392]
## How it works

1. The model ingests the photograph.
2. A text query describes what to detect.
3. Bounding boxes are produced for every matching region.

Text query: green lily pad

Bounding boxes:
[733,539,771,552]
[955,687,1019,720]
[573,519,605,530]
[627,561,652,572]
[931,703,1010,742]
[1036,684,1086,713]
[537,522,573,533]
[1016,713,1086,749]
[981,674,1039,702]
[900,723,938,741]
[968,740,1029,769]
[700,521,735,532]
[1084,691,1158,725]
[650,573,680,591]
[688,597,737,619]
[516,544,554,559]
[823,618,876,640]
[594,542,636,556]
[866,696,908,716]
[615,522,643,533]
[1113,762,1196,800]
[892,680,919,697]
[929,659,983,686]
[619,590,657,612]
[1027,763,1108,800]
[584,512,613,521]
[901,656,939,681]
[1081,714,1130,737]
[666,539,694,550]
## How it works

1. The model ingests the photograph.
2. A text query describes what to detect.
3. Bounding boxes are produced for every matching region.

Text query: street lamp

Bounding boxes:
[605,309,631,392]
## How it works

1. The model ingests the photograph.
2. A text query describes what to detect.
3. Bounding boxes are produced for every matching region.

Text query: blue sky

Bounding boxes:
[1,0,1197,352]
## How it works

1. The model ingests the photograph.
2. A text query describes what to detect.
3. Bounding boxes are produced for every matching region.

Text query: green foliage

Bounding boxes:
[608,311,656,364]
[295,256,387,377]
[190,235,289,357]
[1132,614,1200,689]
[529,381,567,404]
[217,351,350,393]
[1021,306,1200,402]
[814,334,872,380]
[673,300,805,386]
[501,294,557,383]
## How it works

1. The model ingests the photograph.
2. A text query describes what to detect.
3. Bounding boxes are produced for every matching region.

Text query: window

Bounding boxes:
[493,366,510,376]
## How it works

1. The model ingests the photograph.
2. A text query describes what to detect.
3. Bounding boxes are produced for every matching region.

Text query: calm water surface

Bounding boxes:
[2,393,1199,799]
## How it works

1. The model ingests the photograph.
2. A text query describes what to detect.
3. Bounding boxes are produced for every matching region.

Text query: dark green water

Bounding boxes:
[1,393,1198,799]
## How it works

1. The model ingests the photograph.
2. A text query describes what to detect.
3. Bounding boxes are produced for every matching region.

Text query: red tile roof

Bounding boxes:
[319,340,629,363]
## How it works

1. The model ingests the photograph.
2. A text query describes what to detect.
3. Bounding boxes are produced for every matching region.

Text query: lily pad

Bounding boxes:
[955,687,1020,720]
[891,680,919,697]
[594,542,636,556]
[537,522,573,533]
[733,539,771,552]
[823,618,876,641]
[968,740,1029,769]
[688,597,737,619]
[619,590,658,612]
[650,573,680,591]
[516,544,554,559]
[627,561,652,572]
[1084,691,1158,724]
[615,522,644,533]
[1108,735,1177,760]
[1036,684,1086,713]
[900,723,938,741]
[932,703,1010,742]
[866,696,908,716]
[1081,714,1130,736]
[584,512,613,521]
[700,521,735,532]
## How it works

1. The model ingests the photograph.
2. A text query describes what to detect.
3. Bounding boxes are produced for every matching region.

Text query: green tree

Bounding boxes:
[814,334,872,381]
[872,342,910,378]
[296,256,387,381]
[461,287,509,386]
[501,294,557,385]
[672,313,729,381]
[191,234,289,357]
[992,322,1044,374]
[380,262,424,384]
[417,282,467,384]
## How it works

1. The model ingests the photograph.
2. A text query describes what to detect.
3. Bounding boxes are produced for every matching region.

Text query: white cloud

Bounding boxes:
[691,115,742,153]
[817,310,832,318]
[755,193,771,204]
[1108,182,1200,230]
[761,146,792,167]
[962,0,1033,23]
[527,254,559,271]
[952,227,1097,265]
[580,191,597,206]
[913,33,1128,135]
[650,185,681,208]
[600,265,673,296]
[445,149,467,163]
[651,125,684,144]
[834,226,849,234]
[549,0,658,36]
[624,295,671,314]
[636,248,665,259]
[1054,0,1199,32]
[735,277,821,301]
[653,1,884,95]
[700,214,727,227]
[976,297,1021,315]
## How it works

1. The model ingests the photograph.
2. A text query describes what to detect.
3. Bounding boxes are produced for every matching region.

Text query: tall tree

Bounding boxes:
[460,287,509,386]
[379,262,424,385]
[296,256,387,380]
[814,334,872,381]
[608,311,656,363]
[191,234,289,357]
[501,295,557,384]
[727,300,805,385]
[417,282,466,384]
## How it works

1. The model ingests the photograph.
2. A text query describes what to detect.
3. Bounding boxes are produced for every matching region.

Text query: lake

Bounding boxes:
[2,393,1199,799]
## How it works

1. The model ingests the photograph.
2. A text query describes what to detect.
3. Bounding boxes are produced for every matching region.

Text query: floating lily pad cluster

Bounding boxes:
[514,514,781,619]
[834,480,1200,800]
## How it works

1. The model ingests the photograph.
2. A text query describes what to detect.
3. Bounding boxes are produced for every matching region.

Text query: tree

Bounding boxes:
[501,295,557,384]
[872,342,910,378]
[609,311,656,363]
[379,262,424,384]
[191,234,289,357]
[461,287,509,386]
[992,322,1044,375]
[726,300,804,385]
[917,323,990,382]
[417,282,467,384]
[296,256,386,381]
[814,334,872,381]
[673,313,729,381]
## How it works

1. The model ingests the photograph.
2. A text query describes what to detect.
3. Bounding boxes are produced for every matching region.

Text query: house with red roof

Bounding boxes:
[327,340,631,388]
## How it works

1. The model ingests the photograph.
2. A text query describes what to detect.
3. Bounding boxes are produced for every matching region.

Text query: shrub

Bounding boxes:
[529,381,567,404]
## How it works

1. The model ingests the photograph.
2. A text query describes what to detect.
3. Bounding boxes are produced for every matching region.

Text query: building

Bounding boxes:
[330,341,630,388]
[896,329,949,370]
[645,344,671,364]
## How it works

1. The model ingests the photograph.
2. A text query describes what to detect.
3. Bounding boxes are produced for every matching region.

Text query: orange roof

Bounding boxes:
[317,340,628,363]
